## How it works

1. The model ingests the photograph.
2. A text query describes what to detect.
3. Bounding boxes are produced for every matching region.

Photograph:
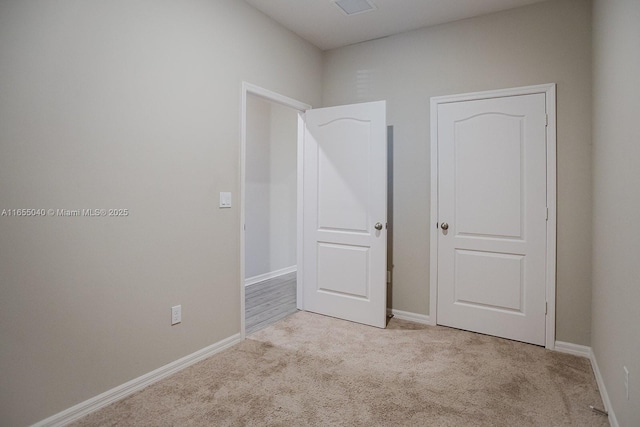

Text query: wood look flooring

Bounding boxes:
[245,272,297,335]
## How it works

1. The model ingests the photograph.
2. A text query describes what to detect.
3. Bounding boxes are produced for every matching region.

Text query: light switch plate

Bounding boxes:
[219,192,232,208]
[171,305,181,325]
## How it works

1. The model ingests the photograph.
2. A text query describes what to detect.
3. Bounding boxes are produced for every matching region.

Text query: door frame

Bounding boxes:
[240,82,311,339]
[429,83,557,349]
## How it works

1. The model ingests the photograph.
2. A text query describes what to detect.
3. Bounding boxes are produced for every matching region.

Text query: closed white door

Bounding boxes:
[302,101,387,328]
[436,93,547,345]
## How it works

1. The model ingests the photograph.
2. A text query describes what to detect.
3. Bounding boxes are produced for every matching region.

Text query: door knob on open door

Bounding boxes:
[374,222,383,230]
[441,222,449,231]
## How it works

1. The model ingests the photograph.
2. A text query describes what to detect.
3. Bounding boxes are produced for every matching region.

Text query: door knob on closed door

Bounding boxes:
[374,222,383,230]
[441,222,449,231]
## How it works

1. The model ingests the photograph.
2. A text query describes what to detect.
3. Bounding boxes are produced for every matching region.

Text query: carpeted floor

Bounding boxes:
[72,311,608,426]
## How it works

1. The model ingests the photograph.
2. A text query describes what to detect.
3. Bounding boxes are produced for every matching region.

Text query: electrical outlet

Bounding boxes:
[624,366,629,400]
[171,305,181,325]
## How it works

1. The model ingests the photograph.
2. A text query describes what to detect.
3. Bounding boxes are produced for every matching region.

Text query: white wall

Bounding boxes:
[591,0,640,424]
[245,95,297,279]
[0,1,322,425]
[322,0,593,345]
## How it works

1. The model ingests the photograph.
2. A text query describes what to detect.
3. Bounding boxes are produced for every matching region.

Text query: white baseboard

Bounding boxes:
[33,333,242,427]
[590,350,618,427]
[554,341,617,426]
[554,341,591,358]
[245,265,296,287]
[387,309,433,325]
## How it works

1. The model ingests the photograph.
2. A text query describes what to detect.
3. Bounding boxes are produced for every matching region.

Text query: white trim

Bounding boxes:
[590,350,619,427]
[554,342,618,426]
[32,334,242,427]
[296,112,305,311]
[242,83,311,112]
[429,92,439,331]
[430,83,558,104]
[554,341,591,359]
[387,309,433,325]
[544,84,557,350]
[240,82,311,339]
[429,83,557,349]
[245,265,297,287]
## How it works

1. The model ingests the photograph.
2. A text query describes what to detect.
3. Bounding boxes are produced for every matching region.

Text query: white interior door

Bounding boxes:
[302,101,387,328]
[436,93,548,346]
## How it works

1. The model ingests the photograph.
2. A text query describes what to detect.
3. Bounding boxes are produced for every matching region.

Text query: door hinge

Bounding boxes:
[546,208,549,221]
[545,114,549,127]
[545,302,548,315]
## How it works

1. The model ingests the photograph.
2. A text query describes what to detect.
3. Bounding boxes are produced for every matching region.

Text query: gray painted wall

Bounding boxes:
[0,1,322,425]
[322,0,593,345]
[592,0,640,424]
[246,96,272,277]
[5,0,639,425]
[245,95,297,279]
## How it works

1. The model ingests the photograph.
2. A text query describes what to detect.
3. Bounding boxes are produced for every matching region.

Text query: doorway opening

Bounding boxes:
[240,83,310,338]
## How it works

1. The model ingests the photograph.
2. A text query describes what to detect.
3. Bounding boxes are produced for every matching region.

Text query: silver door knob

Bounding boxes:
[441,222,449,230]
[374,222,383,230]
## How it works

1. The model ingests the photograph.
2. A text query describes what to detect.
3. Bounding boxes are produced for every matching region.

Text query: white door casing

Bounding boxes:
[430,84,557,348]
[302,101,387,328]
[240,82,311,339]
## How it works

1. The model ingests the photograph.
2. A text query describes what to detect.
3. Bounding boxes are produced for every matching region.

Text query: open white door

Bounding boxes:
[301,101,387,328]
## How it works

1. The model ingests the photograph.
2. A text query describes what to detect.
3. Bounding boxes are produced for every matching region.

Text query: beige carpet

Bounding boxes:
[72,312,608,426]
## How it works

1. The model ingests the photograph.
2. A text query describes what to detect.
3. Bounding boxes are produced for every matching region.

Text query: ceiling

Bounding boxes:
[244,0,552,51]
